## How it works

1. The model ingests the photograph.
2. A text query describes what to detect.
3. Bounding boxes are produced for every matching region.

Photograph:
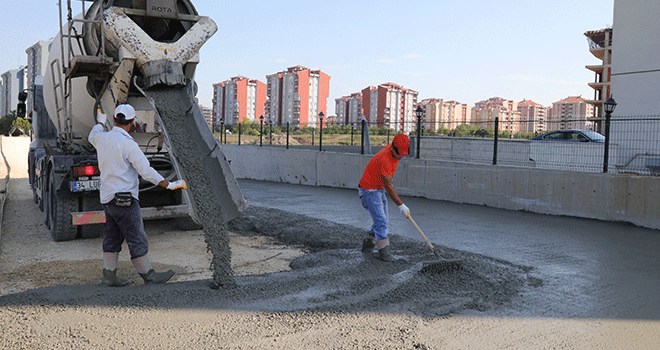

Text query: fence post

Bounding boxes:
[361,119,366,154]
[286,122,290,149]
[351,123,354,146]
[493,116,499,165]
[603,112,612,173]
[221,120,225,144]
[312,128,315,146]
[416,117,421,159]
[238,123,241,145]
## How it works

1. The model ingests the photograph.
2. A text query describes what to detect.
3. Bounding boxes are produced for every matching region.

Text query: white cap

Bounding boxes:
[114,104,136,121]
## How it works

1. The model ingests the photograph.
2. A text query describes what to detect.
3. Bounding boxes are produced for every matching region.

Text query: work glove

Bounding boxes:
[398,203,410,219]
[97,108,107,125]
[167,180,187,190]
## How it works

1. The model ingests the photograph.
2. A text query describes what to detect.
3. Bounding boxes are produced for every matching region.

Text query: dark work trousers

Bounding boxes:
[102,198,149,259]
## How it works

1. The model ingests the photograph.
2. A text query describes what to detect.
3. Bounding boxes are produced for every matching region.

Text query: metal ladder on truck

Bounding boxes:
[50,0,114,152]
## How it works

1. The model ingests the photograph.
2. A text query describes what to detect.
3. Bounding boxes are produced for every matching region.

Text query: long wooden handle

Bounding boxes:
[408,214,435,251]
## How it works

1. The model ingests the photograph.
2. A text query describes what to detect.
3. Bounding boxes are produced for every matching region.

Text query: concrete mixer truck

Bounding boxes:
[27,0,247,241]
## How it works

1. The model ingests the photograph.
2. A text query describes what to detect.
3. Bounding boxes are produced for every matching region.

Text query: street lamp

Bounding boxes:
[319,112,324,151]
[415,106,423,159]
[351,122,354,146]
[259,115,264,147]
[603,97,617,173]
[220,118,224,144]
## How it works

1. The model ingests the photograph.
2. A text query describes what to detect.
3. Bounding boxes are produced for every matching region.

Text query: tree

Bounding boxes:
[11,116,31,135]
[0,111,18,136]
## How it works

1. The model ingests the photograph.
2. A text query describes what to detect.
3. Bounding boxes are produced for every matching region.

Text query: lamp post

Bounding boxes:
[220,118,224,144]
[415,106,423,159]
[319,112,324,151]
[603,97,617,173]
[259,115,264,147]
[351,122,354,146]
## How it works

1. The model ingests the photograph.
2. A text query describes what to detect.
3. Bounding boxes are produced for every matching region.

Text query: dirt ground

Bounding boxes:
[1,136,658,350]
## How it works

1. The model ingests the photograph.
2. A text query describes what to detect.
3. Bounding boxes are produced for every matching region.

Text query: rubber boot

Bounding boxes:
[102,268,129,287]
[378,245,394,262]
[139,269,175,285]
[361,235,376,252]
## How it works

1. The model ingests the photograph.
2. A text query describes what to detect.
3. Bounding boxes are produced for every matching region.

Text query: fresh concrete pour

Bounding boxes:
[146,86,235,287]
[0,206,531,317]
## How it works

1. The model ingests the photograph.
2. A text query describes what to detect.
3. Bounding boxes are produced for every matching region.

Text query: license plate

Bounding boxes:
[71,180,101,192]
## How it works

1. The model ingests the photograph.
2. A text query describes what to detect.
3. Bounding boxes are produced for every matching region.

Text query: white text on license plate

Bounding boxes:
[71,180,101,192]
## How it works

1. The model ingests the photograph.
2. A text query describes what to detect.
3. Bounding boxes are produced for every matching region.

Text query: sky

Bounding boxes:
[0,0,614,115]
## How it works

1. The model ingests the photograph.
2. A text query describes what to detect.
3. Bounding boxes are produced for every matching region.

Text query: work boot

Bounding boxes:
[378,245,394,262]
[139,269,175,285]
[102,269,129,287]
[361,236,376,252]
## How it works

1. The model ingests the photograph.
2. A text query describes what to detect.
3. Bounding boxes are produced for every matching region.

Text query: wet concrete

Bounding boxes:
[147,87,234,287]
[0,205,530,318]
[237,179,660,321]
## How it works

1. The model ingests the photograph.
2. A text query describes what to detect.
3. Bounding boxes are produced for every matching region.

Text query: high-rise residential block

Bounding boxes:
[472,97,520,133]
[25,39,53,113]
[266,65,330,128]
[335,92,363,126]
[517,99,548,134]
[584,27,612,121]
[419,98,472,133]
[199,104,213,127]
[213,76,267,127]
[550,96,595,130]
[1,67,27,117]
[361,82,418,133]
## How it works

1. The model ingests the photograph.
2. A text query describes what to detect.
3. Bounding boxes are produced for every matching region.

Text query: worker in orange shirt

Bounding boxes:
[358,133,410,261]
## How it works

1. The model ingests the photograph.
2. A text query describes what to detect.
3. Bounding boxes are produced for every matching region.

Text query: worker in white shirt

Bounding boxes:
[89,104,187,287]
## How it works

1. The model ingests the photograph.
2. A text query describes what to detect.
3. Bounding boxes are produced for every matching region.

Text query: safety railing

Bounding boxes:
[213,115,660,176]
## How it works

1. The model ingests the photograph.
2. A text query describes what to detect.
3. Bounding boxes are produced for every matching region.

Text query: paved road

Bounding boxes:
[238,178,660,321]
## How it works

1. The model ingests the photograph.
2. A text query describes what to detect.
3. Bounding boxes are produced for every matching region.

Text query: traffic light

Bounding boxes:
[16,91,27,119]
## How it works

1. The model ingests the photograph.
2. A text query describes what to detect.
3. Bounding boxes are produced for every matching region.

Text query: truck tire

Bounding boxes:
[175,215,202,230]
[48,170,79,241]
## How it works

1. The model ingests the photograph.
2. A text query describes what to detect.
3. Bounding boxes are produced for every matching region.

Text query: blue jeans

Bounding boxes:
[358,187,389,241]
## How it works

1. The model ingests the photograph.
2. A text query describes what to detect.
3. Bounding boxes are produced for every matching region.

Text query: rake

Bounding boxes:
[407,214,462,272]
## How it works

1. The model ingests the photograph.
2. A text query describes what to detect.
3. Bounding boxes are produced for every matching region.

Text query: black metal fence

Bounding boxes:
[213,116,660,176]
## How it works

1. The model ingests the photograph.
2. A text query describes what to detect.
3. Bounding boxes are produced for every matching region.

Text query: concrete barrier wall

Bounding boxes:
[221,144,660,230]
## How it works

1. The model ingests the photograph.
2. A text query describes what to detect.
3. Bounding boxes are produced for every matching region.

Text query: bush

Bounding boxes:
[0,111,26,136]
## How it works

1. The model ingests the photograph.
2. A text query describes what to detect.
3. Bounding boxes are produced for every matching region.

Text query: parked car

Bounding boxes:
[530,129,605,143]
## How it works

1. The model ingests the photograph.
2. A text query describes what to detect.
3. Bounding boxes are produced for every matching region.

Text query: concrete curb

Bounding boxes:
[0,135,10,247]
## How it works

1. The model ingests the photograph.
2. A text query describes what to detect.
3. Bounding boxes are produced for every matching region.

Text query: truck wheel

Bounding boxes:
[175,215,202,230]
[48,172,78,241]
[43,172,51,228]
[36,191,44,212]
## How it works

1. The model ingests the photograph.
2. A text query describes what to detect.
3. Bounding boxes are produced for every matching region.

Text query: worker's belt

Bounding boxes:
[114,192,133,207]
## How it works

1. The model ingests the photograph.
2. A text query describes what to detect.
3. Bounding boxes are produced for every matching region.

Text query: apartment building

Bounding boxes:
[419,98,444,132]
[199,104,213,127]
[335,92,362,126]
[213,76,267,127]
[361,82,418,134]
[266,65,330,128]
[517,99,548,134]
[1,67,27,117]
[472,97,520,133]
[584,27,612,122]
[418,98,471,133]
[550,96,595,131]
[335,96,348,125]
[25,39,53,113]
